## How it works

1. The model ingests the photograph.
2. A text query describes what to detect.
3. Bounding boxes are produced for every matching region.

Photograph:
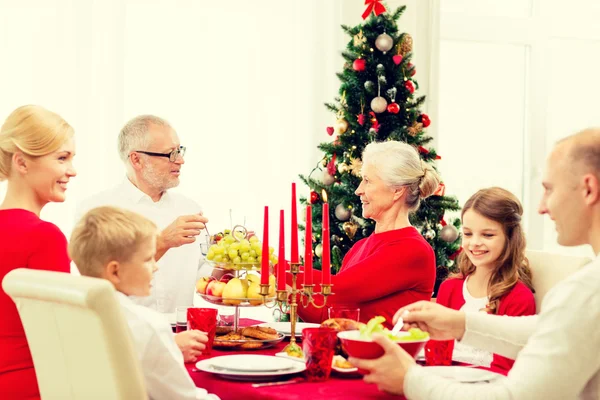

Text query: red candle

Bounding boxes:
[304,205,313,285]
[261,206,269,285]
[291,183,299,264]
[277,209,286,290]
[322,201,331,285]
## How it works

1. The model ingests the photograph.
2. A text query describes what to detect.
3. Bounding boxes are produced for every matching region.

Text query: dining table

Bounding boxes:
[185,318,403,400]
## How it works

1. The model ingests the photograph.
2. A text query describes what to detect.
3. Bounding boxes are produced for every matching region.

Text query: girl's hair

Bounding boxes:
[362,141,440,211]
[0,105,74,181]
[455,187,534,314]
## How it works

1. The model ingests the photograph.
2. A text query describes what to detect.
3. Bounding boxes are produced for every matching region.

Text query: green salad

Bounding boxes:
[359,316,429,341]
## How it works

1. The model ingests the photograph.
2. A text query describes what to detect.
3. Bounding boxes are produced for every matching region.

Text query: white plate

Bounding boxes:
[208,355,296,373]
[275,353,359,375]
[425,366,503,383]
[196,356,306,381]
[259,322,321,336]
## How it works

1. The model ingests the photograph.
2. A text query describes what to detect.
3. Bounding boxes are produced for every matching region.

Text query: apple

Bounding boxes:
[206,280,226,298]
[222,278,249,305]
[220,273,235,283]
[195,276,214,294]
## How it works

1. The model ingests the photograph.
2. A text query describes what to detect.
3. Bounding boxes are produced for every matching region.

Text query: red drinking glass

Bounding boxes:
[302,327,337,382]
[187,307,218,355]
[424,339,455,366]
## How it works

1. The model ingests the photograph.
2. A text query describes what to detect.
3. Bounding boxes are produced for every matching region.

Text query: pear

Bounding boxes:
[246,273,260,286]
[222,278,248,305]
[247,282,263,306]
[268,274,276,296]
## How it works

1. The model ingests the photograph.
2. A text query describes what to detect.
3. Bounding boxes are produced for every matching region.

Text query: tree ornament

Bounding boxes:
[386,87,399,114]
[368,111,380,132]
[399,33,413,56]
[375,33,394,53]
[353,58,366,72]
[392,54,403,65]
[364,81,376,94]
[337,163,349,173]
[407,122,424,136]
[326,126,334,136]
[448,260,455,268]
[335,118,349,134]
[376,63,385,73]
[387,103,400,114]
[418,114,431,127]
[343,221,359,239]
[357,114,365,125]
[440,225,459,242]
[353,30,367,48]
[407,62,416,76]
[362,0,386,20]
[404,81,415,94]
[370,96,387,113]
[327,154,337,176]
[348,158,363,177]
[434,182,446,196]
[424,228,436,240]
[335,203,351,221]
[332,235,341,246]
[310,191,320,204]
[315,243,323,258]
[322,170,335,186]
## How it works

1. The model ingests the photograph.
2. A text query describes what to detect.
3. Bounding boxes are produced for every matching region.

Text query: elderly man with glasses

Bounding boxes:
[76,115,209,363]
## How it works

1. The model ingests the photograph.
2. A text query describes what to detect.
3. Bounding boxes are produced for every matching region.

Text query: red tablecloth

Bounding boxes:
[186,319,402,400]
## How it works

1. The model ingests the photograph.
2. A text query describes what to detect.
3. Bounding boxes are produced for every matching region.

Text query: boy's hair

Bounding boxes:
[455,187,534,314]
[69,206,158,277]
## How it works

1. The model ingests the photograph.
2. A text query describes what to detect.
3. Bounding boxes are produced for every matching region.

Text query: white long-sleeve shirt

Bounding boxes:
[116,292,216,400]
[405,256,600,400]
[77,178,205,313]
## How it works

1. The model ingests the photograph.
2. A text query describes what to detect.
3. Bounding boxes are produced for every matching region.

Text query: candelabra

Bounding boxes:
[260,262,332,353]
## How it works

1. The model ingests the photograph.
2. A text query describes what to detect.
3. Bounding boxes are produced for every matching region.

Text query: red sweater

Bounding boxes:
[0,209,70,400]
[292,227,436,329]
[436,277,536,374]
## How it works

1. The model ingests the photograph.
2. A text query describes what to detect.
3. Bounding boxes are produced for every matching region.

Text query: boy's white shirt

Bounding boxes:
[116,292,218,400]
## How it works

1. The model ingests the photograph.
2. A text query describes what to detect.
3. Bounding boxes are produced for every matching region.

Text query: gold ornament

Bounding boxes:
[338,163,349,173]
[348,158,363,177]
[407,122,424,137]
[335,118,349,134]
[353,30,367,48]
[399,33,413,56]
[343,221,359,240]
[340,91,348,108]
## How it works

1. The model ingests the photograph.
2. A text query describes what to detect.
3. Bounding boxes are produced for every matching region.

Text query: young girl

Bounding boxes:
[436,187,535,374]
[0,105,76,399]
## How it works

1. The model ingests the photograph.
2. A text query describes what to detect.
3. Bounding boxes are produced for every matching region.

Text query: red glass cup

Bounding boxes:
[302,327,337,382]
[327,305,360,322]
[187,307,218,355]
[424,339,455,366]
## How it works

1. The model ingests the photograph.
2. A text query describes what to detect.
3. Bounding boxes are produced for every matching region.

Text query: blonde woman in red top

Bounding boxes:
[0,105,76,400]
[294,141,440,328]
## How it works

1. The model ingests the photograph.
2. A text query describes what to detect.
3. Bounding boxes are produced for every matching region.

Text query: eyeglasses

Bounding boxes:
[134,146,186,162]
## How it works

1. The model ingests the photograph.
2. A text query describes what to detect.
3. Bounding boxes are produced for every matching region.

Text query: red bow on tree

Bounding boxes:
[362,0,386,20]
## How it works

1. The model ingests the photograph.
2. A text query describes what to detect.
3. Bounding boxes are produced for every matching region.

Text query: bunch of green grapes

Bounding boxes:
[205,232,277,268]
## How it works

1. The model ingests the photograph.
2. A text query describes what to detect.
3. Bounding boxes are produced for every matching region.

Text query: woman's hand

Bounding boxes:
[394,301,466,341]
[349,334,416,395]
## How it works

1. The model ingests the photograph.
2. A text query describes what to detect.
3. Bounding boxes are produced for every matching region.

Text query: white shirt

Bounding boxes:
[405,256,600,400]
[451,278,493,367]
[116,292,217,400]
[77,178,204,313]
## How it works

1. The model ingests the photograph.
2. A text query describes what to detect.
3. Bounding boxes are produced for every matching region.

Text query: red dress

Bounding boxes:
[436,277,536,373]
[0,209,70,400]
[292,227,436,329]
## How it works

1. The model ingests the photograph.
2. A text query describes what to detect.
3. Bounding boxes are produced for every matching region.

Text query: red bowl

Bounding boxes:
[337,330,428,373]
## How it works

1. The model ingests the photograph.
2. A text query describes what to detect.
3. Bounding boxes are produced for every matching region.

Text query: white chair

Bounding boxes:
[2,268,146,400]
[526,249,591,311]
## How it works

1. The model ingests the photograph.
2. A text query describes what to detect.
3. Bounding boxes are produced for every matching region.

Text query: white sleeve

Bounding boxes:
[461,313,538,360]
[404,276,600,400]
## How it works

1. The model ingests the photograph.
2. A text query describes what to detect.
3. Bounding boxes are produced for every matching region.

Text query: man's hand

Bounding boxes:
[174,330,208,363]
[156,214,209,260]
[395,301,466,341]
[349,334,416,395]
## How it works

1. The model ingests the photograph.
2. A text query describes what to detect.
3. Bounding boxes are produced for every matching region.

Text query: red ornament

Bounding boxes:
[418,146,429,155]
[392,54,403,65]
[357,114,365,126]
[362,0,386,20]
[404,81,415,94]
[419,114,431,127]
[353,59,366,72]
[407,62,416,76]
[326,126,334,136]
[369,111,380,132]
[387,103,400,114]
[327,154,337,176]
[310,191,320,204]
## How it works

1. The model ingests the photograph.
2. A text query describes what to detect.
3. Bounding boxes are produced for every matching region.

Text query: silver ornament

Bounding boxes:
[364,81,375,94]
[322,170,335,186]
[315,243,323,258]
[440,225,459,242]
[424,229,436,240]
[375,33,394,53]
[370,96,388,113]
[334,204,351,221]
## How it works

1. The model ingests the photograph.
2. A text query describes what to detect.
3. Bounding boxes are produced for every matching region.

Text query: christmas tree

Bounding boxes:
[299,3,462,294]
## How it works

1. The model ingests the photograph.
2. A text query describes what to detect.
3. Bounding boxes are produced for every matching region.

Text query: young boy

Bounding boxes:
[69,206,218,400]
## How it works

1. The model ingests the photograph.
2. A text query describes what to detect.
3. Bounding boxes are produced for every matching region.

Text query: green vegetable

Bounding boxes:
[359,316,429,341]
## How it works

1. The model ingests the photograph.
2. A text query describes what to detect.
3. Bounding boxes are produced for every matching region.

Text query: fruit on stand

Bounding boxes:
[206,280,226,297]
[205,230,278,268]
[195,276,214,295]
[222,278,249,305]
[246,281,263,306]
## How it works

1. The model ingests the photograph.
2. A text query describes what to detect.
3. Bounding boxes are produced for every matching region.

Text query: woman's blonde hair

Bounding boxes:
[0,105,74,181]
[362,141,440,211]
[69,206,158,278]
[455,187,534,314]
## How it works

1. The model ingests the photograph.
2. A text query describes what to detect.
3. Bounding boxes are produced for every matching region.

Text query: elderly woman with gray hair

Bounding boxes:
[295,141,440,328]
